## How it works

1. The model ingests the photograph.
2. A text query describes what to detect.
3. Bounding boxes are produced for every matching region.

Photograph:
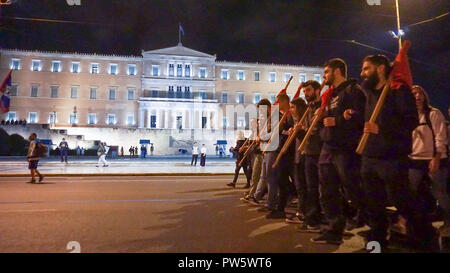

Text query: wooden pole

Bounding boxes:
[355,78,391,155]
[272,107,310,168]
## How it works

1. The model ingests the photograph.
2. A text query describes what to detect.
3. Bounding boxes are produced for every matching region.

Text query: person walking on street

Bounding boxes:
[134,146,138,158]
[27,133,44,183]
[200,144,207,167]
[191,142,199,166]
[96,142,109,167]
[59,138,69,163]
[150,144,154,156]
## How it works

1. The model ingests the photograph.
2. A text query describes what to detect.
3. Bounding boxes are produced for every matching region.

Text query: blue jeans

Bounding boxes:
[259,152,278,210]
[303,154,321,225]
[409,159,449,226]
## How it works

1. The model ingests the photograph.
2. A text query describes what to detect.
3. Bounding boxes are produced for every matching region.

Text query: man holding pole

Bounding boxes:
[311,58,366,245]
[293,80,324,231]
[359,52,437,251]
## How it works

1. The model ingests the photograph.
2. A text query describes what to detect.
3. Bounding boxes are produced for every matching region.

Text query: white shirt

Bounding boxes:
[201,147,207,154]
[192,146,199,155]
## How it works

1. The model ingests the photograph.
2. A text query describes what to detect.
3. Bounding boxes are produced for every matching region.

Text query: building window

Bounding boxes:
[314,74,322,83]
[88,113,96,125]
[69,113,77,125]
[127,89,135,100]
[221,92,228,103]
[11,59,20,70]
[71,87,78,99]
[185,64,191,77]
[107,114,116,125]
[199,91,207,100]
[48,112,57,124]
[202,116,207,129]
[237,70,245,81]
[184,87,191,99]
[109,64,118,75]
[269,72,276,82]
[10,84,18,96]
[237,117,245,128]
[270,94,276,104]
[152,65,159,76]
[31,60,41,71]
[253,93,261,104]
[177,64,182,77]
[285,73,291,82]
[254,71,260,81]
[50,86,59,98]
[221,69,229,80]
[176,86,183,98]
[150,115,157,128]
[28,112,38,123]
[127,114,134,126]
[90,63,99,74]
[90,87,97,99]
[52,61,61,72]
[151,90,158,98]
[109,89,116,100]
[299,73,306,83]
[199,67,206,78]
[236,92,245,104]
[168,86,174,98]
[222,117,228,129]
[30,85,38,97]
[128,64,136,76]
[71,62,80,73]
[7,111,16,121]
[169,64,174,76]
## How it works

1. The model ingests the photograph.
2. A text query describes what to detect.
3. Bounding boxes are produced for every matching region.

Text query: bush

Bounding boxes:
[8,134,29,156]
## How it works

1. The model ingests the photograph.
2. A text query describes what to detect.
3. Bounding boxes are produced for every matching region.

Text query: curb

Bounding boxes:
[0,173,235,177]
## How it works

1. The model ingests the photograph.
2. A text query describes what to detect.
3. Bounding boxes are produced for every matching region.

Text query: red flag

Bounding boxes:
[0,70,12,92]
[390,40,413,90]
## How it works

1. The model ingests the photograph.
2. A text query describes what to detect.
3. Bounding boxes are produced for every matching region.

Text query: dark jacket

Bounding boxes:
[235,139,248,161]
[304,100,323,155]
[362,84,418,159]
[320,80,365,153]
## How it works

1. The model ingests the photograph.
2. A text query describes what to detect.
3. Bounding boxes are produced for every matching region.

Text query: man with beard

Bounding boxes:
[311,58,366,245]
[293,80,323,231]
[360,54,438,251]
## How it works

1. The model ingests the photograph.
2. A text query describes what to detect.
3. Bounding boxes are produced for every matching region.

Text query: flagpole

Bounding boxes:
[178,23,181,45]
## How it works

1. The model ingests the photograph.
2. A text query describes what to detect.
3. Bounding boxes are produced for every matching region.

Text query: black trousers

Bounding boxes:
[232,160,252,185]
[303,154,322,225]
[292,156,307,214]
[318,150,365,237]
[361,156,435,247]
[200,154,206,166]
[276,155,293,212]
[191,154,198,165]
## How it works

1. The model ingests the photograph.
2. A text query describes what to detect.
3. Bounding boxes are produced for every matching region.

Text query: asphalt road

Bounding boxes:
[0,175,440,253]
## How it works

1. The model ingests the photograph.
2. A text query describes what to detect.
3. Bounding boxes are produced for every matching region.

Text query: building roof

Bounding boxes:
[142,43,215,58]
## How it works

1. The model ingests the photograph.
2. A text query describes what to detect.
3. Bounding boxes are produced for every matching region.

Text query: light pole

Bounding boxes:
[395,0,402,50]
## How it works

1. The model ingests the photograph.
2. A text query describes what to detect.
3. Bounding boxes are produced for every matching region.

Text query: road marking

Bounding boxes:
[248,222,288,238]
[246,215,266,223]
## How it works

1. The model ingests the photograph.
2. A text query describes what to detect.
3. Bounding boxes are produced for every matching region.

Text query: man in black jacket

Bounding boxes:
[360,54,437,251]
[294,80,323,231]
[311,58,366,245]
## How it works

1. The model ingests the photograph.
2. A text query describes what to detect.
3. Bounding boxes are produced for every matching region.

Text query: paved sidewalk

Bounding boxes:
[0,156,238,176]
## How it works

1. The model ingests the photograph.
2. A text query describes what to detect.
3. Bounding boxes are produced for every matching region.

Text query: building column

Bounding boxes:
[139,109,144,128]
[164,109,169,129]
[206,111,211,129]
[157,109,163,129]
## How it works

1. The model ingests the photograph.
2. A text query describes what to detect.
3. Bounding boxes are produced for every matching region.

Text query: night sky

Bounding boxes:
[0,0,448,113]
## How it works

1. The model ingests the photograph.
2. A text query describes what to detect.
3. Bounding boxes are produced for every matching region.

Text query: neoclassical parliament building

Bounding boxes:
[0,43,323,154]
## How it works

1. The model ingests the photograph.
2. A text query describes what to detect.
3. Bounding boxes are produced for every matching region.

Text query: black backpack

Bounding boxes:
[421,109,449,159]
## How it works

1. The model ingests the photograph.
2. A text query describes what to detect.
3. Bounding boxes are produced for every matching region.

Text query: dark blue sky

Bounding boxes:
[1,0,448,113]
